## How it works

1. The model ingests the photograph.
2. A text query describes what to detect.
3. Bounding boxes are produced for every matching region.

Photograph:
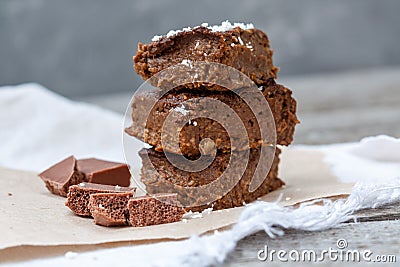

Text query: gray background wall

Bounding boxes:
[1,0,400,97]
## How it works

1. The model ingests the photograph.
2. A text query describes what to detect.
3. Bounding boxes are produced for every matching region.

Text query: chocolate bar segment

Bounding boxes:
[127,193,185,227]
[38,156,85,197]
[77,158,131,187]
[134,24,278,91]
[89,192,134,227]
[65,182,136,216]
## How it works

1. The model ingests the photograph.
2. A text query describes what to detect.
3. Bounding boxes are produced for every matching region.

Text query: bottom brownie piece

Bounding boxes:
[127,193,185,227]
[88,192,134,226]
[65,183,136,216]
[139,147,283,211]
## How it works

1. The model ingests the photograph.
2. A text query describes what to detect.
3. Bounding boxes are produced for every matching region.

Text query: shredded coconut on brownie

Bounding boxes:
[152,20,254,42]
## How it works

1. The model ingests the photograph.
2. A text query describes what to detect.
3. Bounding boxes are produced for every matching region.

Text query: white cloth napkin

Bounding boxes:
[2,84,400,267]
[0,83,143,172]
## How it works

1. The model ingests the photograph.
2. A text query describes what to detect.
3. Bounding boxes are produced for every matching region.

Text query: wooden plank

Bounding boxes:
[226,219,400,266]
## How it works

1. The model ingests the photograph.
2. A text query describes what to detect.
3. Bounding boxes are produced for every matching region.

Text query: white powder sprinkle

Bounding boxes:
[99,204,105,209]
[174,104,189,116]
[230,43,235,47]
[151,20,254,42]
[78,182,85,187]
[192,121,198,126]
[182,218,188,223]
[285,197,292,201]
[65,251,78,259]
[115,185,121,191]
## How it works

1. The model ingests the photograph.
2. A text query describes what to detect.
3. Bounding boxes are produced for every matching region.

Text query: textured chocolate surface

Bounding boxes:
[126,80,298,157]
[134,26,278,91]
[127,193,185,227]
[89,192,134,227]
[139,147,283,211]
[77,158,131,187]
[65,182,136,216]
[38,156,85,197]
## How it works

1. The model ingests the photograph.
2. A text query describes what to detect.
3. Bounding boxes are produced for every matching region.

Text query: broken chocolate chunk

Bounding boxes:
[38,156,85,197]
[89,192,134,227]
[66,182,136,216]
[127,193,185,227]
[77,158,131,187]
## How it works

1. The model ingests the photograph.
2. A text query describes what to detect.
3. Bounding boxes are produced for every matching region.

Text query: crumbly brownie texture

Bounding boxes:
[139,147,283,211]
[88,192,134,227]
[127,193,185,227]
[65,183,136,216]
[125,80,298,157]
[38,156,85,197]
[134,25,278,91]
[77,158,131,187]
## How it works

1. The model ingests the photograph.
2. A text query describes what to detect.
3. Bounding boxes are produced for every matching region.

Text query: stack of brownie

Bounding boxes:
[126,21,299,211]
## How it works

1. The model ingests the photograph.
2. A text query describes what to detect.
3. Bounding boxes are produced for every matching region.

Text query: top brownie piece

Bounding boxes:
[134,22,278,91]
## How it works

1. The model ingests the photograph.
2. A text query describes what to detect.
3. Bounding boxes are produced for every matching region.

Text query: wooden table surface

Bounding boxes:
[81,67,400,266]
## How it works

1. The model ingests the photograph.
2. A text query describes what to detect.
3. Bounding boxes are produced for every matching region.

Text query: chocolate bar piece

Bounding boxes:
[139,147,282,211]
[77,158,131,187]
[125,80,298,157]
[127,193,185,227]
[89,192,134,227]
[38,156,85,197]
[134,22,278,91]
[39,156,132,197]
[65,182,136,216]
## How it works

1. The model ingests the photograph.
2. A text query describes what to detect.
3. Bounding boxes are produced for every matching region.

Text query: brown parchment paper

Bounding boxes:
[0,148,354,256]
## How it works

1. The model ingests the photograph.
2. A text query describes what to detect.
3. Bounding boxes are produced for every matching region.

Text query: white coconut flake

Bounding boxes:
[181,59,192,67]
[151,20,254,42]
[238,36,244,45]
[144,143,153,149]
[99,204,105,209]
[194,40,200,49]
[192,121,198,126]
[174,104,189,116]
[151,35,163,42]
